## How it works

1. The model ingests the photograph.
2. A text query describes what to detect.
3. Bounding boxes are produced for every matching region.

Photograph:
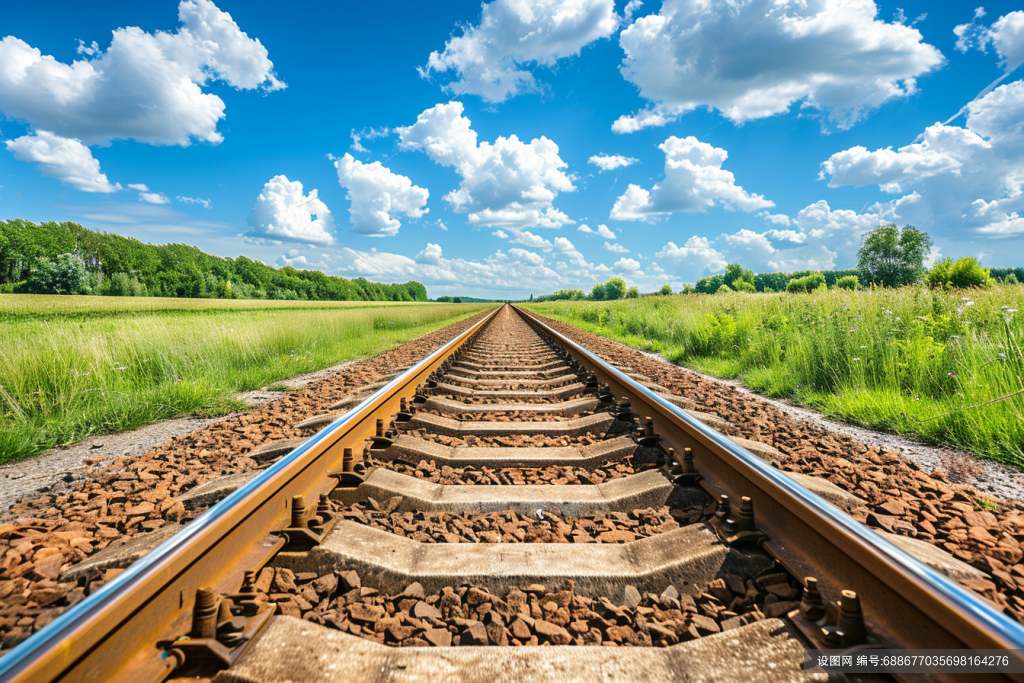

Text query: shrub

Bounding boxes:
[25,253,89,295]
[0,280,26,294]
[107,272,147,297]
[787,272,826,293]
[681,283,694,294]
[836,275,860,290]
[696,274,725,294]
[716,284,733,294]
[724,263,755,289]
[927,257,993,289]
[732,280,756,293]
[949,257,993,289]
[625,286,640,298]
[659,284,672,295]
[1008,273,1020,285]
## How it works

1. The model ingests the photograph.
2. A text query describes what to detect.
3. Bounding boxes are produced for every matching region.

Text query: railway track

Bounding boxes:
[2,304,1024,682]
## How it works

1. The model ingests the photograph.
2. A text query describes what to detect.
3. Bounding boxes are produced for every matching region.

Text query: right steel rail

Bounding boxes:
[517,305,1024,677]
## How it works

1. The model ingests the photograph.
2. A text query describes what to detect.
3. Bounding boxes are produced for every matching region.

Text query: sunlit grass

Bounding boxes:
[526,286,1024,467]
[0,300,492,463]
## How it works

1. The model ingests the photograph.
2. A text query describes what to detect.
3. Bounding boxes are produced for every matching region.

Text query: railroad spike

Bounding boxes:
[673,447,703,487]
[799,577,826,621]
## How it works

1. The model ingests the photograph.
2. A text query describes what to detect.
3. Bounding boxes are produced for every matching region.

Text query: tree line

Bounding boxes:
[527,224,1019,302]
[0,220,427,301]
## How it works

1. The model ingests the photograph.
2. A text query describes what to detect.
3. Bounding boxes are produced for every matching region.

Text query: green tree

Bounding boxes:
[856,224,932,287]
[731,279,756,293]
[25,253,89,294]
[590,283,606,300]
[723,263,755,289]
[926,257,993,289]
[625,286,640,298]
[659,284,672,295]
[603,277,627,300]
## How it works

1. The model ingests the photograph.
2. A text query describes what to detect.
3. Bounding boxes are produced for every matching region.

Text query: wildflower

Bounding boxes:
[859,345,867,349]
[852,358,861,361]
[914,397,920,401]
[848,328,857,333]
[114,365,127,371]
[948,372,957,377]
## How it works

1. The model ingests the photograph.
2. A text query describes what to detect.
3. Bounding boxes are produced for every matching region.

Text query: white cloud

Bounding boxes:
[955,9,1024,73]
[127,183,170,205]
[820,79,1024,240]
[616,0,943,131]
[177,195,211,208]
[759,211,792,226]
[655,236,728,275]
[589,154,638,171]
[246,175,335,246]
[422,0,619,102]
[604,241,629,253]
[349,126,390,154]
[435,220,449,231]
[277,249,328,270]
[492,229,509,239]
[577,223,616,238]
[511,230,553,250]
[508,248,546,266]
[553,236,588,267]
[0,0,283,147]
[612,257,642,273]
[610,136,773,220]
[333,153,429,237]
[396,101,575,229]
[6,131,120,193]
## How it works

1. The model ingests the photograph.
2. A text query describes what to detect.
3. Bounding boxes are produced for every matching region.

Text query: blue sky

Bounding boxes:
[3,0,1024,298]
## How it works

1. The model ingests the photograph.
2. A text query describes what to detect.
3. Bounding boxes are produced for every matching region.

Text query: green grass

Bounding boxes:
[0,297,492,463]
[0,293,430,321]
[525,285,1024,468]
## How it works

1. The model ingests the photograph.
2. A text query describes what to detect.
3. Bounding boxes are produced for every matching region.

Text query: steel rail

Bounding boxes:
[516,306,1024,683]
[0,306,501,683]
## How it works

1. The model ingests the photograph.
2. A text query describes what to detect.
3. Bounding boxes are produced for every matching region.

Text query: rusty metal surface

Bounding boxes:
[515,306,1024,683]
[0,306,501,683]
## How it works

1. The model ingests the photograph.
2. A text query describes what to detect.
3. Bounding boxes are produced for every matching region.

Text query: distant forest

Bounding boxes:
[0,220,427,301]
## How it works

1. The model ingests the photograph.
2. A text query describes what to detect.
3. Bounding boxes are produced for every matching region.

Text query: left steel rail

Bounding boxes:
[0,306,500,683]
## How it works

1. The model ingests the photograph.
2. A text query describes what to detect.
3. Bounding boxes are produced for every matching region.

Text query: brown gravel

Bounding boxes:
[0,310,494,653]
[420,409,580,423]
[530,311,1024,622]
[337,498,710,543]
[258,568,803,648]
[365,458,647,486]
[411,431,616,448]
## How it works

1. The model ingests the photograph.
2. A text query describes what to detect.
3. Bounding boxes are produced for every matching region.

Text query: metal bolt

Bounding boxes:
[680,448,696,475]
[400,397,408,412]
[240,570,256,594]
[714,495,731,521]
[644,417,655,437]
[290,495,306,528]
[342,448,354,473]
[191,587,219,639]
[837,590,865,646]
[799,577,825,620]
[376,419,384,437]
[317,494,331,518]
[724,496,754,533]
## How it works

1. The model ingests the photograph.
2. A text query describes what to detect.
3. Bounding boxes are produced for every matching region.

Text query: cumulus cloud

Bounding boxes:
[511,230,553,250]
[955,8,1024,73]
[821,79,1024,239]
[492,229,509,239]
[604,241,628,253]
[589,154,638,171]
[396,101,575,229]
[0,0,283,147]
[422,0,619,102]
[127,183,170,204]
[333,153,429,237]
[577,223,616,239]
[610,136,772,221]
[6,131,120,193]
[553,236,589,267]
[655,236,727,275]
[615,0,943,132]
[177,195,211,208]
[246,175,335,246]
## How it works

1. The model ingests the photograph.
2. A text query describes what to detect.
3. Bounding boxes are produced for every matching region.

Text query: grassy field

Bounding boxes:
[0,296,492,463]
[0,293,431,321]
[526,286,1024,468]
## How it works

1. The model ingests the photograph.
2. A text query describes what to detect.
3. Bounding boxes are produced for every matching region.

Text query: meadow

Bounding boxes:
[0,297,492,463]
[526,285,1024,467]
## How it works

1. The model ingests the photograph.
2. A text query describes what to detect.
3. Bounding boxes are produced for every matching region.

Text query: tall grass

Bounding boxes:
[0,301,491,463]
[526,286,1024,467]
